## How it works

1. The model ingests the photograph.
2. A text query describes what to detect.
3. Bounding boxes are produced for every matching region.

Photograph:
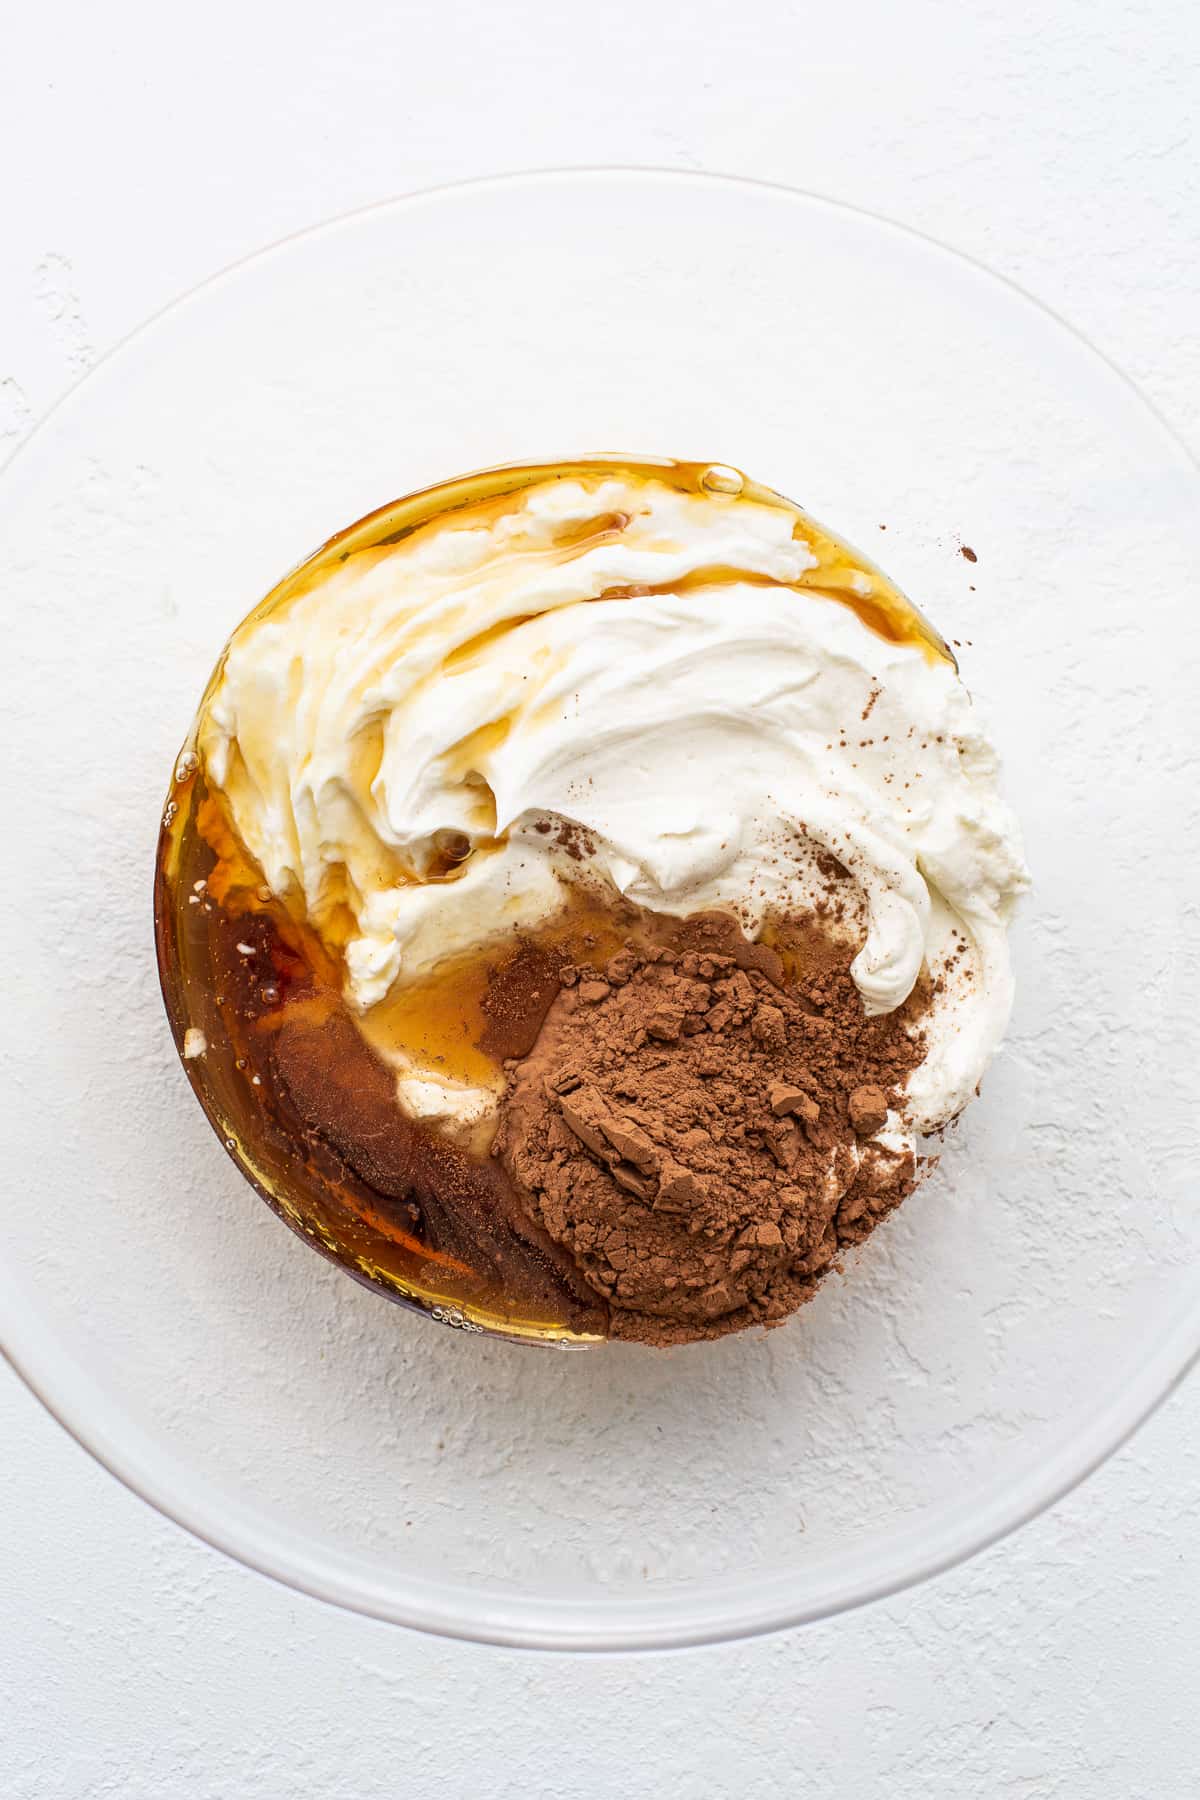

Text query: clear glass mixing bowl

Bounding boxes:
[1,171,1197,1650]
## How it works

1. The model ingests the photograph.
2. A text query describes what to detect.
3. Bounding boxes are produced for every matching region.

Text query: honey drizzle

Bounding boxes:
[223,455,952,671]
[156,768,573,1325]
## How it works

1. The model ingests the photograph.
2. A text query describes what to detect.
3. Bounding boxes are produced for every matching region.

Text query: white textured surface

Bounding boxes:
[2,1,1198,1793]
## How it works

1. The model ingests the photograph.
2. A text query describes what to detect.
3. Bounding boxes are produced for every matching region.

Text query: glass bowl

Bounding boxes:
[153,450,950,1347]
[1,170,1197,1651]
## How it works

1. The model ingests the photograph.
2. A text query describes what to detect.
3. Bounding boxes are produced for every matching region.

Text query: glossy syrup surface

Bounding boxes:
[157,766,623,1342]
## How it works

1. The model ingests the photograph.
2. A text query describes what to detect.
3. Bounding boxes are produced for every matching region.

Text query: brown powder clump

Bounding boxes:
[493,912,929,1345]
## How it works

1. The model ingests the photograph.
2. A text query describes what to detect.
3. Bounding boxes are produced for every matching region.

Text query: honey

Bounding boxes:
[199,454,949,671]
[156,764,624,1341]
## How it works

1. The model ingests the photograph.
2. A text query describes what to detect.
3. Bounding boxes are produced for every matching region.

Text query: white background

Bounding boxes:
[2,3,1197,1794]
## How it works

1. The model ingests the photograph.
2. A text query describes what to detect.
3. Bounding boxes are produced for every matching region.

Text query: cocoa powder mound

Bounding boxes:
[493,912,928,1345]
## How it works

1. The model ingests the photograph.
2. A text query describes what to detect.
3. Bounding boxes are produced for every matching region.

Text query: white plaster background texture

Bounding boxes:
[1,1,1198,1795]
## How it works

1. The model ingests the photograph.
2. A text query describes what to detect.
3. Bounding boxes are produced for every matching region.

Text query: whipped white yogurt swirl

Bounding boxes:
[197,464,1028,1132]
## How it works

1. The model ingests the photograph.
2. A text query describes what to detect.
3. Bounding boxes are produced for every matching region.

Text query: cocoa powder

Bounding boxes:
[494,912,928,1345]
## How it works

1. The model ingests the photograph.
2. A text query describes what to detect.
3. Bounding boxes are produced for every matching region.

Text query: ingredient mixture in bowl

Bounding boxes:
[155,455,1028,1345]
